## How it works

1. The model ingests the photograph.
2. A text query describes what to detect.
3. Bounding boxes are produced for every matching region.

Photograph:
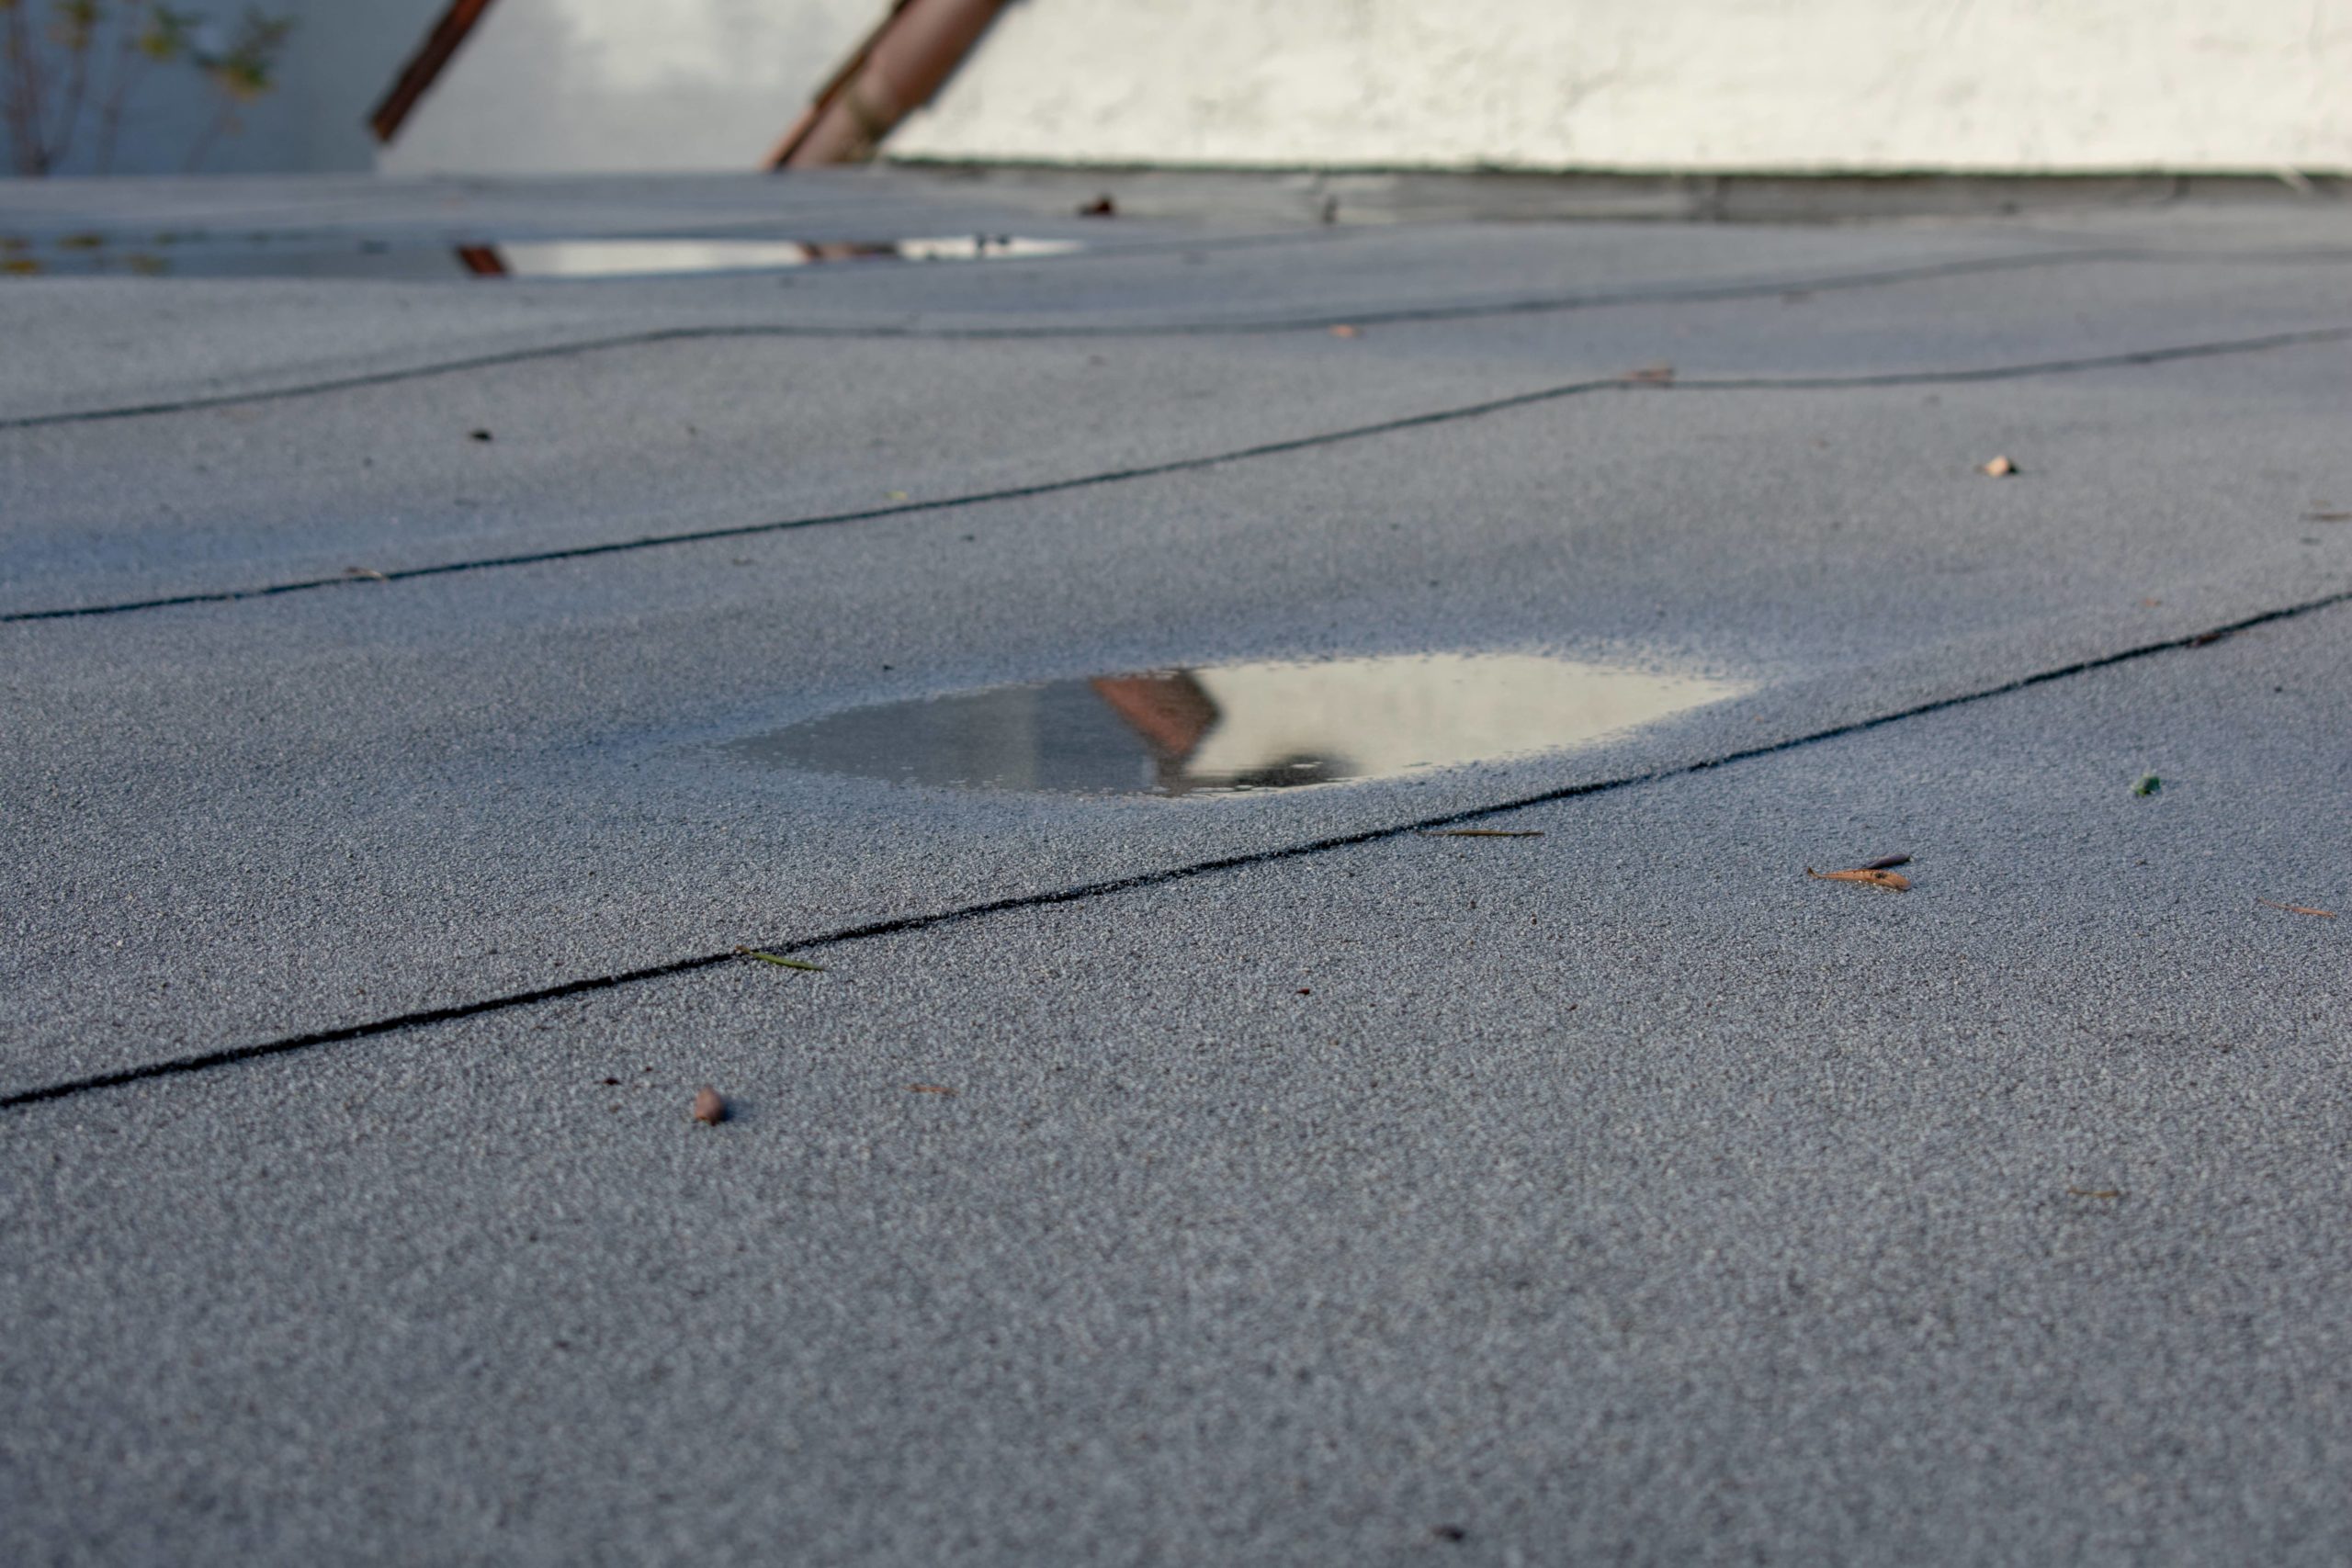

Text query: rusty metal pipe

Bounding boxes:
[772,0,1007,168]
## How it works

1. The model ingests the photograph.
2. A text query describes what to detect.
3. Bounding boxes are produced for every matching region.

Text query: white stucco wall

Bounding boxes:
[379,0,877,175]
[890,0,2352,174]
[25,0,2339,180]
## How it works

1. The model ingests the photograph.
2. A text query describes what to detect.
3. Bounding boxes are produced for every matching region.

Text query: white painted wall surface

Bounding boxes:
[380,0,877,175]
[890,0,2352,174]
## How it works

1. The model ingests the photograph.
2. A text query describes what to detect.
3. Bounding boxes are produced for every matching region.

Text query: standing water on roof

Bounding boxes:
[730,653,1747,797]
[0,234,1081,280]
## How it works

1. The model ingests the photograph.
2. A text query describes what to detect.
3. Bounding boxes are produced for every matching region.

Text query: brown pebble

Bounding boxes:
[1981,455,2016,477]
[692,1086,725,1125]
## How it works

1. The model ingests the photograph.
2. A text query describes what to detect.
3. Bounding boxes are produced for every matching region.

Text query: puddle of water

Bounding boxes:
[732,652,1745,797]
[489,235,1080,276]
[0,233,1081,280]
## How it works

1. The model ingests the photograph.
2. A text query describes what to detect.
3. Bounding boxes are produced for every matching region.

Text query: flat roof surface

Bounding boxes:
[6,168,2352,1564]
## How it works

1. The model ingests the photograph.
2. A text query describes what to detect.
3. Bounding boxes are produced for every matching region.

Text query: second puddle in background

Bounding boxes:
[0,234,1082,280]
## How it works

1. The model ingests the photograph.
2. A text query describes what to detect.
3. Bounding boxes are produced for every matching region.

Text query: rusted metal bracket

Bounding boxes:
[769,0,1008,169]
[370,0,502,144]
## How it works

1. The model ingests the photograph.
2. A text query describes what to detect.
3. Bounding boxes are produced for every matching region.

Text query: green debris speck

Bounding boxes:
[741,948,826,971]
[2132,774,2162,796]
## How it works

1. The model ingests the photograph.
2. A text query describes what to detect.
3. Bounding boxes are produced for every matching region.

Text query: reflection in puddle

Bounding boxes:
[0,233,1081,280]
[734,653,1746,797]
[486,235,1081,276]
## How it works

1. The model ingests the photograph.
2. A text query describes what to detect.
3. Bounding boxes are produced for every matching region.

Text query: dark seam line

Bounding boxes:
[8,321,2348,626]
[7,240,2346,436]
[6,582,2346,1114]
[0,246,2135,433]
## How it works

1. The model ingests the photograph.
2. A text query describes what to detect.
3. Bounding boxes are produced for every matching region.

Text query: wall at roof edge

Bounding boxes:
[888,0,2352,175]
[18,0,2346,180]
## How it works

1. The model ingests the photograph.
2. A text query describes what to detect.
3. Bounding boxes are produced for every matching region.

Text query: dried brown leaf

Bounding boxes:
[2066,1187,2122,1200]
[2302,511,2352,523]
[908,1083,957,1096]
[2257,897,2337,919]
[691,1086,726,1124]
[1805,866,1912,891]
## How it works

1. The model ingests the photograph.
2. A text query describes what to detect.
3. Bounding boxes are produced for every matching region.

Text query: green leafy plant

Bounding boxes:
[2,1,290,175]
[182,7,290,169]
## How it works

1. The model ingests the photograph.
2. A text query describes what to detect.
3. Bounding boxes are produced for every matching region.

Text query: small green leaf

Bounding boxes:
[139,4,199,62]
[2132,774,2161,796]
[739,948,825,971]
